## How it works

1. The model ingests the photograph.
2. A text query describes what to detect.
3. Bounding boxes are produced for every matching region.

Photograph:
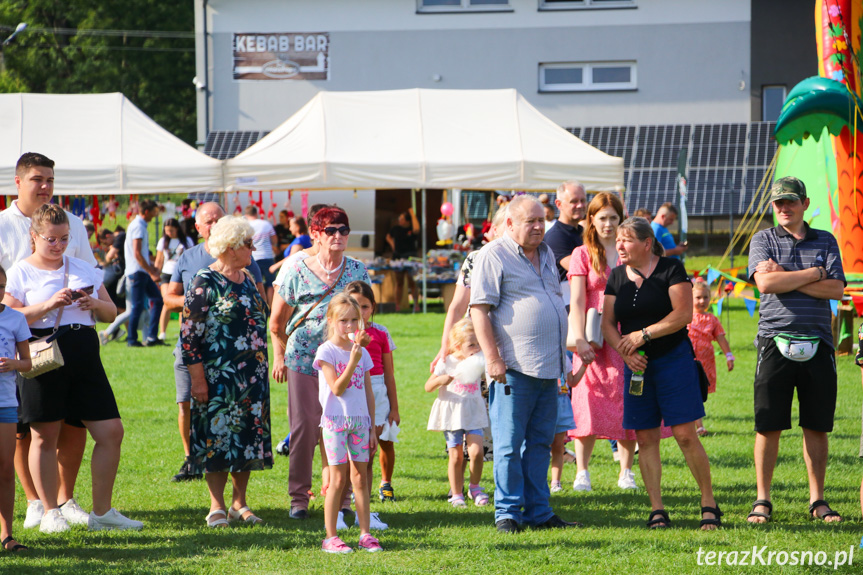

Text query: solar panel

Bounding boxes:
[204,131,270,160]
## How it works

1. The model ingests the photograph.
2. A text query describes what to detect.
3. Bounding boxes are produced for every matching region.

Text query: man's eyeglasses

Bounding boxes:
[323,226,350,237]
[38,233,71,246]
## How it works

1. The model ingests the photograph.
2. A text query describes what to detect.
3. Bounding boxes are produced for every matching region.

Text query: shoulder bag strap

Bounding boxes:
[52,256,70,332]
[284,258,347,342]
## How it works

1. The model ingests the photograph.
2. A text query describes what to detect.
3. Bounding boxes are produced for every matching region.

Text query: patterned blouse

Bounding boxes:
[277,256,370,376]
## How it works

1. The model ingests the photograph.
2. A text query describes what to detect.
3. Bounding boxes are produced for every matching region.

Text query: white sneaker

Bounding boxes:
[336,511,348,530]
[355,511,389,531]
[60,498,90,525]
[87,508,144,531]
[550,481,563,493]
[573,470,592,492]
[618,468,639,490]
[24,500,44,529]
[40,508,70,533]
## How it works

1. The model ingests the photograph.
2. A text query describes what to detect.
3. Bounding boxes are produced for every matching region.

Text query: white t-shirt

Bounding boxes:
[273,250,310,288]
[6,256,105,329]
[248,218,276,261]
[313,340,373,428]
[0,306,31,408]
[124,215,150,276]
[0,200,97,272]
[156,236,194,276]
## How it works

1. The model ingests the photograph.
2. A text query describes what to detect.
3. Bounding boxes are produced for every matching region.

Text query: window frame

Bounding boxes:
[417,0,513,13]
[538,0,636,11]
[539,61,637,93]
[761,85,787,122]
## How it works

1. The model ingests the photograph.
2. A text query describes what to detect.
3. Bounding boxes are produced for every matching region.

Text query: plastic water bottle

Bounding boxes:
[629,351,646,396]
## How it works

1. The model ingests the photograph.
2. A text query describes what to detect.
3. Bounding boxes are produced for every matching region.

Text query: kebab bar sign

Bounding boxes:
[233,32,329,81]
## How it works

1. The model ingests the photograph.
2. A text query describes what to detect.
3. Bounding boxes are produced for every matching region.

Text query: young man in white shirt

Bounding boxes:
[123,199,164,347]
[0,153,94,532]
[244,205,278,305]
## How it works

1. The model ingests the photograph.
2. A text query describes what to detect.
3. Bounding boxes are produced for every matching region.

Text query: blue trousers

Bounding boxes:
[489,369,557,525]
[126,271,163,345]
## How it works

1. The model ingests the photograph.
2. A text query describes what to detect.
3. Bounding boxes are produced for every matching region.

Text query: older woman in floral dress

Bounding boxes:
[181,216,273,528]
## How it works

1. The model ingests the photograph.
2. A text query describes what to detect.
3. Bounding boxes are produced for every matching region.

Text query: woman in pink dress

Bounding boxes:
[567,193,671,491]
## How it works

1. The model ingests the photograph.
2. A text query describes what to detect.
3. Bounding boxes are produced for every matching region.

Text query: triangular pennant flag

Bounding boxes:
[829,299,839,316]
[716,297,724,316]
[745,298,757,317]
[712,303,720,316]
[706,268,720,285]
[733,282,746,297]
[729,267,741,278]
[853,296,863,317]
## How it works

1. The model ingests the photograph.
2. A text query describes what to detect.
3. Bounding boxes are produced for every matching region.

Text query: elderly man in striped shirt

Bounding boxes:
[470,194,580,533]
[746,176,845,525]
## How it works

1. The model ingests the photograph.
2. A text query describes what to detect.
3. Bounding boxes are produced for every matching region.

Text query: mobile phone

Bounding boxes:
[69,286,94,301]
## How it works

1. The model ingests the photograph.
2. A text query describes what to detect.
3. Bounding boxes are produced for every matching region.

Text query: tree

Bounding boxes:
[0,1,196,144]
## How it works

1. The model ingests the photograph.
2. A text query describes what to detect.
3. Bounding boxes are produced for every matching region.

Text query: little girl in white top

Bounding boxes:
[426,317,490,508]
[313,294,381,554]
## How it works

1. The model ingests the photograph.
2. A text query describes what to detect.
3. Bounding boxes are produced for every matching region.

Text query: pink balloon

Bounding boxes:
[440,202,454,216]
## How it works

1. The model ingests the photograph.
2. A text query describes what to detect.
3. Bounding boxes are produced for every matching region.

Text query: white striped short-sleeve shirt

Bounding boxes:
[470,233,568,380]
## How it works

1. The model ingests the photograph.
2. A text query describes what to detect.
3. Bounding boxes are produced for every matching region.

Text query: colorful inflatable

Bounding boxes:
[773,0,863,280]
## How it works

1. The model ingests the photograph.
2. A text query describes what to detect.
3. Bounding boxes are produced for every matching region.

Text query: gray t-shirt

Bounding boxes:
[748,223,845,347]
[470,233,567,380]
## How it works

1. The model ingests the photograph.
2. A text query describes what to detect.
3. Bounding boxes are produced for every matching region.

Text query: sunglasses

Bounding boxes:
[233,238,253,249]
[323,226,350,237]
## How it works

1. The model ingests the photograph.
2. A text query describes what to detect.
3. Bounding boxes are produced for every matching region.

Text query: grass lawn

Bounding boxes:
[6,305,863,574]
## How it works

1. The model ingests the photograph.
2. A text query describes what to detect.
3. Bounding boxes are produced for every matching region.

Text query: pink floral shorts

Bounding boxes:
[322,422,370,465]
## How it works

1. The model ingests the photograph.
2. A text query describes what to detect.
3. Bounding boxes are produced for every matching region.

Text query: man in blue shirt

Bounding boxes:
[163,202,264,482]
[543,181,587,307]
[650,203,688,259]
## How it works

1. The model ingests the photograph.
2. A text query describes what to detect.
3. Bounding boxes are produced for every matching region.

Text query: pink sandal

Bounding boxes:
[468,485,489,506]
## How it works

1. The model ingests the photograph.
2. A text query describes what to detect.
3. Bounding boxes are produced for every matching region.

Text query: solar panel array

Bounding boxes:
[204,131,270,160]
[571,121,778,216]
[202,122,779,217]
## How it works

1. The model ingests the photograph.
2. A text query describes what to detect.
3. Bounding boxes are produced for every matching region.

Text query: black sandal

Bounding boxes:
[646,509,671,529]
[747,499,772,523]
[1,536,28,552]
[700,505,723,529]
[808,499,841,522]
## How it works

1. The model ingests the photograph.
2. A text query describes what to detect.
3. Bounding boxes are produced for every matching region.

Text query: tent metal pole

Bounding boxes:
[422,188,427,314]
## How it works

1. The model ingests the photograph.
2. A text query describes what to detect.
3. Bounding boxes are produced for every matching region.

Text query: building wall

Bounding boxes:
[750,0,819,121]
[196,0,751,138]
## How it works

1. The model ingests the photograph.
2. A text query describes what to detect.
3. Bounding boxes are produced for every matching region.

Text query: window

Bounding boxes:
[539,62,636,92]
[762,85,787,122]
[418,0,511,12]
[539,0,636,10]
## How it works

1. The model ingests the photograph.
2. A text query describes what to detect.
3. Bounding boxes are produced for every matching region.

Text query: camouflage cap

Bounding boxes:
[769,177,807,202]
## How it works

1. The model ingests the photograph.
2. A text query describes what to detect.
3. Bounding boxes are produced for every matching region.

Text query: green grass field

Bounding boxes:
[6,305,863,574]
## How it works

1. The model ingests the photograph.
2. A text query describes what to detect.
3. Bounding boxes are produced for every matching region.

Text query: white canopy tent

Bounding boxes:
[0,93,224,195]
[224,88,624,192]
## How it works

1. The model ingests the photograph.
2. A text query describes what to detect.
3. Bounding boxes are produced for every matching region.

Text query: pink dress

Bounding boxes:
[567,246,671,440]
[687,312,724,393]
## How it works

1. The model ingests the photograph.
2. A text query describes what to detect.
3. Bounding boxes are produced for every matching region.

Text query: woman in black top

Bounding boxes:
[601,217,720,531]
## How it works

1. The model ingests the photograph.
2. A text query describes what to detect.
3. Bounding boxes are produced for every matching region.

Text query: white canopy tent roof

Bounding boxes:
[225,89,624,192]
[0,93,224,195]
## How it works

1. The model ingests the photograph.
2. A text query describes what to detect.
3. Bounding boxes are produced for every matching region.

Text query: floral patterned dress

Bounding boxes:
[181,268,273,474]
[567,246,672,441]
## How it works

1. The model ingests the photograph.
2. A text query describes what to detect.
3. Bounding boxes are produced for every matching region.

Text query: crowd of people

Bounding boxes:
[0,151,856,555]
